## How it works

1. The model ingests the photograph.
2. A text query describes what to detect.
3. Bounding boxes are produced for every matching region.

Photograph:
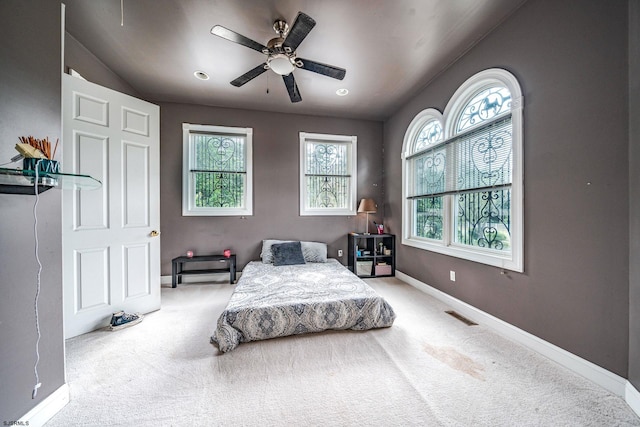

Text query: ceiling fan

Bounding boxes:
[211,12,346,103]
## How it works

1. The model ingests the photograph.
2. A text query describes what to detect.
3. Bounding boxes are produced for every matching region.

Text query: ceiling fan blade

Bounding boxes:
[211,25,267,54]
[231,63,268,87]
[297,58,346,80]
[283,12,316,52]
[282,73,302,103]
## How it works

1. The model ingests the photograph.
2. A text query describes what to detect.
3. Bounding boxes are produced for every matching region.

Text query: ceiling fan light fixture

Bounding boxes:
[268,54,295,76]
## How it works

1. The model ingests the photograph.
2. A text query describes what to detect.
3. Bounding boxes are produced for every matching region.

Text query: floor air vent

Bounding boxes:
[445,310,478,326]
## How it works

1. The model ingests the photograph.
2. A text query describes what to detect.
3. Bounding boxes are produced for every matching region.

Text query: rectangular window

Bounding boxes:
[408,116,512,249]
[452,116,513,251]
[299,132,357,216]
[182,123,253,216]
[414,196,444,240]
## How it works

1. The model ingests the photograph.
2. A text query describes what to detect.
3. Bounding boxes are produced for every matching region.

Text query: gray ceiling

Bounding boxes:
[63,0,526,121]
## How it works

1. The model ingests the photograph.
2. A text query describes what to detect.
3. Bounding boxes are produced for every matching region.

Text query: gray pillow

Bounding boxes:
[271,241,306,266]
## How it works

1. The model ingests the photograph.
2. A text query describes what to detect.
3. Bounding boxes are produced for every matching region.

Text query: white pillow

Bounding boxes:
[301,241,327,263]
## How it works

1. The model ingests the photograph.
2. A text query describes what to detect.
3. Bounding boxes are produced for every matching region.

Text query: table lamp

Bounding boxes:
[357,198,377,234]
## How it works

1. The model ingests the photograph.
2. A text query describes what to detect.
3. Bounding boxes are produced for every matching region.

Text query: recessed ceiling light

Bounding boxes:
[194,70,209,80]
[336,88,349,96]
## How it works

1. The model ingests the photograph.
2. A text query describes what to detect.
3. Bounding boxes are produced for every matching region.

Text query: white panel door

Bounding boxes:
[62,73,160,338]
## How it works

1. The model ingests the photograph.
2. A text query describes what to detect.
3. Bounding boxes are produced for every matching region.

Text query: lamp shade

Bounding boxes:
[357,198,377,213]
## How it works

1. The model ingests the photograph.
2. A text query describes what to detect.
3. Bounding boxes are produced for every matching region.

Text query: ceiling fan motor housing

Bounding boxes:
[266,37,290,54]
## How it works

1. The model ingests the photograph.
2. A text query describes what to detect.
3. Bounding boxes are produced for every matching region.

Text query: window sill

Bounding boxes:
[402,236,523,273]
[300,209,356,216]
[182,208,253,217]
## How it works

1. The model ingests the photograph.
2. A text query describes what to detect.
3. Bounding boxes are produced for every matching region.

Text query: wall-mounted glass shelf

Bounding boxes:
[0,167,102,195]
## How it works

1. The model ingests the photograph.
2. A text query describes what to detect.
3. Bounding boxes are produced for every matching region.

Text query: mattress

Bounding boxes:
[210,259,396,352]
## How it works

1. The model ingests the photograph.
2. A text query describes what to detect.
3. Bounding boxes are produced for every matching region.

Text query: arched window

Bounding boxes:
[402,68,524,272]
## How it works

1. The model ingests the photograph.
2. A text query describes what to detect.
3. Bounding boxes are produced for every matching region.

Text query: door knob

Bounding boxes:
[150,230,160,237]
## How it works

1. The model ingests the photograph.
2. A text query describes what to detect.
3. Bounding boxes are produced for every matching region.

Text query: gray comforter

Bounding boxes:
[210,259,396,352]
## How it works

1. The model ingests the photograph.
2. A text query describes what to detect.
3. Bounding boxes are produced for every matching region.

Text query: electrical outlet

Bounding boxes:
[338,249,343,257]
[450,270,456,282]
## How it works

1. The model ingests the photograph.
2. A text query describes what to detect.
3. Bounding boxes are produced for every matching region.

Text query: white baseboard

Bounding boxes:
[396,270,637,414]
[19,383,69,427]
[627,381,640,416]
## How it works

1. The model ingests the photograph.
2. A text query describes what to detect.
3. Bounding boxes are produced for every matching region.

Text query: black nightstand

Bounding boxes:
[347,233,395,278]
[171,254,236,287]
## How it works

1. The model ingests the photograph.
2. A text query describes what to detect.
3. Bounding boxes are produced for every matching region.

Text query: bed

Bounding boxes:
[210,240,396,353]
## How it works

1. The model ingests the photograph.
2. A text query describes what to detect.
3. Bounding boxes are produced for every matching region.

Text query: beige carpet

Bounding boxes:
[46,277,640,426]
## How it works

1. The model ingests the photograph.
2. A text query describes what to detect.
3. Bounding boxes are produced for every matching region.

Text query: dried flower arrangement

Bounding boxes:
[15,136,59,160]
[15,136,60,173]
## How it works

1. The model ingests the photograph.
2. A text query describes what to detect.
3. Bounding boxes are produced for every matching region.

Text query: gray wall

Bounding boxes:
[159,103,383,274]
[383,0,630,376]
[0,0,65,420]
[629,0,640,390]
[65,31,141,98]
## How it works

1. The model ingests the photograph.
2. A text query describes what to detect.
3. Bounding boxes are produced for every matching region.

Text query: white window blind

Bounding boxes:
[408,115,512,199]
